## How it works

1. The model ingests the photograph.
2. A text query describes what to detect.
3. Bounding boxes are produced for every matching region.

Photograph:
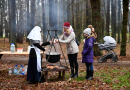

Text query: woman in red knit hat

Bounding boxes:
[55,22,79,78]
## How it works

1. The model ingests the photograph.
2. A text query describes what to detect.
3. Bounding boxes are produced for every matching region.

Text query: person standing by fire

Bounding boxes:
[55,22,79,78]
[27,26,52,84]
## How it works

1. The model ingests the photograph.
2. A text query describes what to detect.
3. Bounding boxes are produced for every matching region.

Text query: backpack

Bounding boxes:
[75,38,80,46]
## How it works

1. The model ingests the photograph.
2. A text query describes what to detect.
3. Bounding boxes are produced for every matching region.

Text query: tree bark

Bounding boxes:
[106,0,110,36]
[111,0,116,40]
[67,0,71,23]
[129,11,130,42]
[75,0,82,42]
[9,0,16,46]
[16,0,24,43]
[117,0,121,43]
[90,0,102,56]
[30,0,35,30]
[120,0,129,56]
[71,0,74,27]
[41,0,47,42]
[86,0,92,25]
[26,0,30,42]
[0,0,5,37]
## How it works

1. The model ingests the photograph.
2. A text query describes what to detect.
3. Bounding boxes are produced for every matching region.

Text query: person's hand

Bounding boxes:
[55,39,59,43]
[50,41,53,44]
[83,39,85,43]
[52,38,54,41]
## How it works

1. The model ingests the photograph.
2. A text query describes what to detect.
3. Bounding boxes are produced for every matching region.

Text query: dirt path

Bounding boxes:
[0,56,130,67]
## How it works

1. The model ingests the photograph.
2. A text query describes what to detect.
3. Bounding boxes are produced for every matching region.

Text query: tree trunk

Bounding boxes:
[86,0,92,25]
[0,9,3,37]
[117,0,121,43]
[129,11,130,42]
[30,0,35,30]
[67,0,71,23]
[8,0,11,42]
[71,0,74,27]
[54,0,58,30]
[26,0,30,42]
[120,0,129,56]
[101,0,105,38]
[16,0,24,43]
[106,0,110,36]
[111,0,116,40]
[75,0,82,42]
[0,0,2,37]
[9,0,16,46]
[5,19,9,38]
[90,0,102,56]
[41,0,47,42]
[0,0,5,37]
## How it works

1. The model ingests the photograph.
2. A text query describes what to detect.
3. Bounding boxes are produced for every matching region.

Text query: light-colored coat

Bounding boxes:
[59,32,79,54]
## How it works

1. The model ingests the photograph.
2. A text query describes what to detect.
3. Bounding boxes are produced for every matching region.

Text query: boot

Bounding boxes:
[29,80,35,84]
[39,74,44,83]
[74,68,78,78]
[87,70,93,80]
[84,70,89,79]
[70,69,74,78]
[74,73,78,78]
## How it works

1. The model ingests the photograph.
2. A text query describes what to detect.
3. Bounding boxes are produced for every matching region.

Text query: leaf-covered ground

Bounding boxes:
[0,63,130,90]
[0,38,130,89]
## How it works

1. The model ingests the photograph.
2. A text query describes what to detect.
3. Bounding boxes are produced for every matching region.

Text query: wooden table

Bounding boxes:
[42,67,69,82]
[0,51,30,59]
[0,51,44,59]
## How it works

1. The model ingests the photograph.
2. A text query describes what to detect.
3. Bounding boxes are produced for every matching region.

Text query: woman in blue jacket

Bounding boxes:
[82,28,95,80]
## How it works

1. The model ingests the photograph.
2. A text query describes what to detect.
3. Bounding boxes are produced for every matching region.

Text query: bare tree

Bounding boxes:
[30,0,35,30]
[120,0,129,56]
[128,0,130,43]
[90,0,102,56]
[9,0,16,46]
[111,0,116,40]
[0,0,5,37]
[106,0,110,36]
[71,0,74,27]
[26,0,30,42]
[75,0,82,42]
[117,0,121,43]
[41,0,47,42]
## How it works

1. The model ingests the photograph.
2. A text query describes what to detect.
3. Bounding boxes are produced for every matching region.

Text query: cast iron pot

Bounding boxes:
[46,53,61,63]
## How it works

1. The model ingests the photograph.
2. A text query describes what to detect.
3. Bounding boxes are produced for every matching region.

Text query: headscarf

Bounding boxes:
[64,25,74,36]
[27,26,41,41]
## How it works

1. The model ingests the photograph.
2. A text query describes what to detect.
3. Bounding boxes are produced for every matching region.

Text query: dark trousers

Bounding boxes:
[85,63,93,71]
[68,53,78,74]
[27,57,41,82]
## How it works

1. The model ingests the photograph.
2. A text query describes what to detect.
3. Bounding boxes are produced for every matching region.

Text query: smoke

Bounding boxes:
[28,0,68,41]
[44,0,67,34]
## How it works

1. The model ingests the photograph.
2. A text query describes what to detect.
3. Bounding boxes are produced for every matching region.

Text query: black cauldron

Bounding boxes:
[46,53,61,63]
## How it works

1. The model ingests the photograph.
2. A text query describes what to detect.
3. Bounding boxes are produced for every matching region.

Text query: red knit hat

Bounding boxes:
[63,22,70,28]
